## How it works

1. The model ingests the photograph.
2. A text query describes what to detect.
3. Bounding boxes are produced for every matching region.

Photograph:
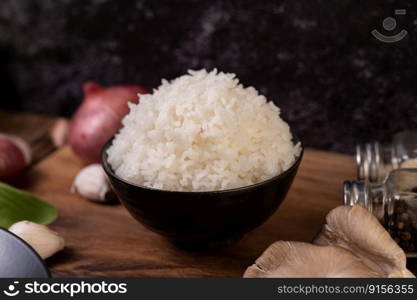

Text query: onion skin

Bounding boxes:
[69,82,147,163]
[0,137,29,179]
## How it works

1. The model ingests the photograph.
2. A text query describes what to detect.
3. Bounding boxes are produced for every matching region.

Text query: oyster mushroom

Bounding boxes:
[244,241,378,278]
[244,205,415,278]
[313,205,414,278]
[400,158,417,169]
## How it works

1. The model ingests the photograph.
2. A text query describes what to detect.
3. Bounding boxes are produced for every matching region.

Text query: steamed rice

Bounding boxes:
[107,69,301,192]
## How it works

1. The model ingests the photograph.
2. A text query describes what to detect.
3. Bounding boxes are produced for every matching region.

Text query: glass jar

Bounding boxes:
[356,131,417,183]
[344,168,417,256]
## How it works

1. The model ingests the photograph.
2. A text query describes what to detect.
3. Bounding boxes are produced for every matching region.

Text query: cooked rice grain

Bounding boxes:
[107,69,300,191]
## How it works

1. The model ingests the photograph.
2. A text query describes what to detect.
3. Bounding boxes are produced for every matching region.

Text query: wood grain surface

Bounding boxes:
[0,111,57,164]
[19,146,416,277]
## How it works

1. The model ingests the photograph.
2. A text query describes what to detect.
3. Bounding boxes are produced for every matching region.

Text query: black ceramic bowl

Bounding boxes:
[102,139,303,249]
[0,228,50,277]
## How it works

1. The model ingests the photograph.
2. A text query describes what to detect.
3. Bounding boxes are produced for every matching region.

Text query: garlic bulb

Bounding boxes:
[9,221,64,259]
[71,164,116,203]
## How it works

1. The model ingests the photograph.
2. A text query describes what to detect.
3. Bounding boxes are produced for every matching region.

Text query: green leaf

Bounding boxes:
[0,181,58,228]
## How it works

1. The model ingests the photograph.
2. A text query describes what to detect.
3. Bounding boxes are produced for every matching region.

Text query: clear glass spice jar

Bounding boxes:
[356,131,417,183]
[344,168,417,256]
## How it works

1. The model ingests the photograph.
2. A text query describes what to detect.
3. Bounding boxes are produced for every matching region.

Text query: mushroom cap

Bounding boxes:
[314,205,413,278]
[400,158,417,169]
[244,205,415,278]
[244,241,378,278]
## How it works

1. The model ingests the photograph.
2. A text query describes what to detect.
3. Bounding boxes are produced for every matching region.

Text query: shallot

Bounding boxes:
[0,134,31,179]
[69,82,147,163]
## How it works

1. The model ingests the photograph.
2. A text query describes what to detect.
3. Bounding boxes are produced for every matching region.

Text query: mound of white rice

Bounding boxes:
[107,69,301,192]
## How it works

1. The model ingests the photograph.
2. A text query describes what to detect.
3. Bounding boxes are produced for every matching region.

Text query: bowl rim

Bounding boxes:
[0,228,51,277]
[102,137,303,195]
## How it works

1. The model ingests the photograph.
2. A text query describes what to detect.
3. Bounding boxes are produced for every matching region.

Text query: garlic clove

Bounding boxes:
[9,221,64,259]
[49,118,70,148]
[71,164,116,203]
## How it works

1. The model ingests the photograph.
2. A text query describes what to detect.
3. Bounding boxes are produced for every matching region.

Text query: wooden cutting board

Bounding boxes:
[3,111,415,276]
[19,146,416,277]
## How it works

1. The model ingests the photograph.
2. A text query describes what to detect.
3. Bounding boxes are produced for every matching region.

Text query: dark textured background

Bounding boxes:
[1,0,417,153]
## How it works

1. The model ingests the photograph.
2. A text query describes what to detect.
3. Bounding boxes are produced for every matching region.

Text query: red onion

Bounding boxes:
[0,134,31,179]
[69,82,147,163]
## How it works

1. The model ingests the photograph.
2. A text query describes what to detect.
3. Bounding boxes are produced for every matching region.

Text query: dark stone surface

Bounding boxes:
[1,0,417,153]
